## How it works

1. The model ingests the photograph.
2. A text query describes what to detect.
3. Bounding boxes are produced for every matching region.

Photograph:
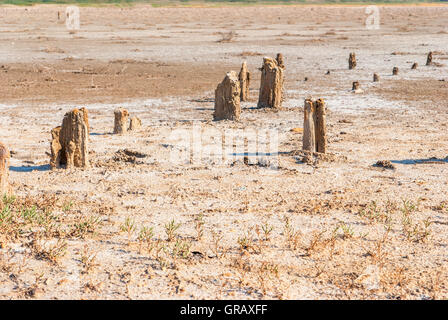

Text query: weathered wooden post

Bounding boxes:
[315,99,327,154]
[129,116,142,131]
[50,126,62,169]
[349,52,356,70]
[426,52,433,66]
[276,53,285,69]
[0,142,10,195]
[373,73,379,82]
[276,53,286,101]
[114,108,129,134]
[257,57,284,109]
[214,71,241,121]
[302,99,327,154]
[302,99,316,152]
[51,108,89,169]
[238,61,250,102]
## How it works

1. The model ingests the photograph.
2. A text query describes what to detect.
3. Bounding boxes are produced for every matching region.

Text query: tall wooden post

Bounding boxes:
[302,98,327,154]
[257,57,284,109]
[302,99,316,152]
[238,62,250,102]
[426,52,433,66]
[349,53,356,70]
[315,99,327,154]
[373,73,379,82]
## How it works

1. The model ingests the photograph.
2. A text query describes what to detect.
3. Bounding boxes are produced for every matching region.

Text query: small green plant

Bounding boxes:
[238,230,258,253]
[2,194,16,206]
[172,239,191,259]
[120,217,136,243]
[359,201,392,224]
[21,206,38,223]
[62,201,74,213]
[164,219,181,242]
[0,205,12,226]
[337,222,354,239]
[401,199,419,217]
[137,226,156,254]
[138,226,154,243]
[72,216,101,238]
[260,222,273,242]
[402,216,432,243]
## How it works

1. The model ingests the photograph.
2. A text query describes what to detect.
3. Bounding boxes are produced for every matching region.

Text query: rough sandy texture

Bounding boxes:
[0,5,447,299]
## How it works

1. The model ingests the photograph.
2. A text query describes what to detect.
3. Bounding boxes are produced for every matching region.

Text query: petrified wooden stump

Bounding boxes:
[303,99,327,153]
[0,142,10,195]
[352,81,360,91]
[257,57,284,109]
[349,52,356,70]
[129,116,142,131]
[276,53,285,69]
[50,126,62,169]
[315,99,327,154]
[80,107,89,134]
[51,108,89,169]
[426,52,433,66]
[276,53,286,101]
[214,71,241,121]
[302,99,316,152]
[114,108,129,134]
[373,73,380,82]
[238,62,250,102]
[392,67,399,75]
[411,62,418,70]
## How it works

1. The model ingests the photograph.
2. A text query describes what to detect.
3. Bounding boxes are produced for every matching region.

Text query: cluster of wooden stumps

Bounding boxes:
[214,53,328,156]
[49,107,142,170]
[213,54,285,121]
[0,50,439,192]
[113,108,142,134]
[349,51,435,91]
[0,108,143,195]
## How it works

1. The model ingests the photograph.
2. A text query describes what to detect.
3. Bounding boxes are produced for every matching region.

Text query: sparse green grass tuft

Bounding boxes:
[164,219,181,242]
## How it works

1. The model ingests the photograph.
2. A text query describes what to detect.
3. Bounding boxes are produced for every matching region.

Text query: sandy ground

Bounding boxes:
[0,4,448,299]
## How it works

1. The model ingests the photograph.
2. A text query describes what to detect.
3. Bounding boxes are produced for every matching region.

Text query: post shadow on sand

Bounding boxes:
[391,157,448,165]
[9,164,51,172]
[89,132,109,136]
